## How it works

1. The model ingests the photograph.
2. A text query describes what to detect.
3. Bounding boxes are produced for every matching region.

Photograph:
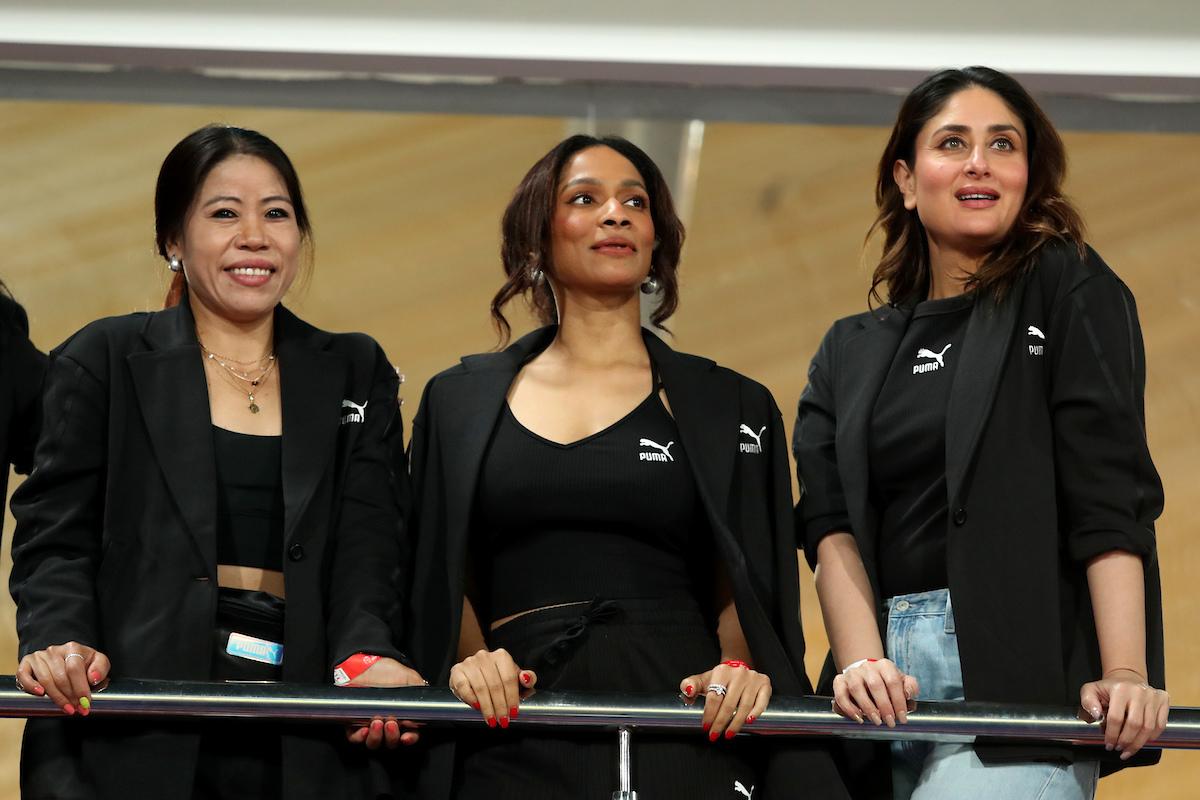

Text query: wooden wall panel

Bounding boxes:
[2,100,1196,798]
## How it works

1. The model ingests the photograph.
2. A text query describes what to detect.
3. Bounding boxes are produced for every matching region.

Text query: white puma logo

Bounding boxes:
[341,399,368,424]
[638,438,675,462]
[913,343,951,374]
[739,424,766,454]
[1028,325,1045,339]
[734,781,755,799]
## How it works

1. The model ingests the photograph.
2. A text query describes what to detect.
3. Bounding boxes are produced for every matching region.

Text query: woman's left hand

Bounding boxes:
[342,657,427,749]
[679,660,771,742]
[1079,669,1170,760]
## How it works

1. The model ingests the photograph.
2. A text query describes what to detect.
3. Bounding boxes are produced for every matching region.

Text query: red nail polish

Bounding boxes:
[34,686,45,696]
[702,721,710,732]
[685,684,694,696]
[486,716,496,728]
[520,671,530,684]
[746,715,755,724]
[725,729,736,739]
[471,701,481,710]
[510,706,519,718]
[499,716,509,729]
[89,671,102,685]
[63,704,75,716]
[709,729,719,742]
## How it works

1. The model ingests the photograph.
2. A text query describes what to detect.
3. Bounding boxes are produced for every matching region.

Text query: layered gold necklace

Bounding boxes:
[199,342,277,414]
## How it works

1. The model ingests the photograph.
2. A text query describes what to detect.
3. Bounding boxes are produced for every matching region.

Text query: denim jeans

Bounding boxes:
[885,588,1099,800]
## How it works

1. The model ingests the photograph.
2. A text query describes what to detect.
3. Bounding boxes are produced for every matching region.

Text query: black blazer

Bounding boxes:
[9,299,409,799]
[401,326,848,800]
[1,292,47,546]
[795,242,1164,789]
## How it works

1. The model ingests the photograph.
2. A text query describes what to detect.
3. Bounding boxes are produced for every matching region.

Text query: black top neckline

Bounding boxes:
[503,390,667,450]
[213,425,281,441]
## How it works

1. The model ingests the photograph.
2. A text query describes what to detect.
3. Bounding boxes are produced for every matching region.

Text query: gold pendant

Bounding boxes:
[249,393,259,414]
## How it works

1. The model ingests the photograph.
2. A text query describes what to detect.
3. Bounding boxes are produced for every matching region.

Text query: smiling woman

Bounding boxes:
[9,124,424,799]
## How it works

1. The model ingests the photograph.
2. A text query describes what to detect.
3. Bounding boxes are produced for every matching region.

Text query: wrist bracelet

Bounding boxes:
[333,653,381,686]
[841,658,879,675]
[721,659,750,669]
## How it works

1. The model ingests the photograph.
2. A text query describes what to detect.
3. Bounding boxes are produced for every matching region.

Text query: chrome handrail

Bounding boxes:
[1,677,1196,749]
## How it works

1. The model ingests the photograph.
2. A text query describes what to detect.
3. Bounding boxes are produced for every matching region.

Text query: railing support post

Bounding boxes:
[612,725,637,800]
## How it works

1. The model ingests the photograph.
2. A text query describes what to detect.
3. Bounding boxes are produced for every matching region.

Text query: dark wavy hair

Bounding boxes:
[155,125,313,308]
[869,66,1085,307]
[490,135,685,344]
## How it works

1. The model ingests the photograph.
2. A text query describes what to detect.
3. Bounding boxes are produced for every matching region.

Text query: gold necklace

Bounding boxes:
[200,342,277,414]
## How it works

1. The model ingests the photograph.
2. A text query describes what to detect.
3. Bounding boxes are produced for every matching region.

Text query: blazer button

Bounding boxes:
[953,508,967,526]
[288,544,305,562]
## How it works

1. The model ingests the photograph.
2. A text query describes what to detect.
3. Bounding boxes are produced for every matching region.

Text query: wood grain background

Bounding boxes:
[1,100,1196,798]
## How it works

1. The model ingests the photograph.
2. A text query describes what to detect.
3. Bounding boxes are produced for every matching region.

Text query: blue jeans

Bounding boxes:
[885,589,1099,800]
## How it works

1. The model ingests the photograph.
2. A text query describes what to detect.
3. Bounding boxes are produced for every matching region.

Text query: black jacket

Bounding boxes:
[402,326,848,800]
[0,292,47,545]
[794,242,1164,792]
[10,299,409,799]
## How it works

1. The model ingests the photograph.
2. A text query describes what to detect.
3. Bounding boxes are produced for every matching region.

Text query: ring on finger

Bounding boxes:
[15,675,24,691]
[707,683,728,697]
[64,653,86,664]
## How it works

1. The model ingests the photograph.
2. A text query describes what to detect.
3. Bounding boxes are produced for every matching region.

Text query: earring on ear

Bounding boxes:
[640,272,660,295]
[529,267,545,284]
[168,255,183,273]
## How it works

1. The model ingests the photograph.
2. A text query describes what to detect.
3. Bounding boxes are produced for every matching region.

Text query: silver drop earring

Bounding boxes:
[529,267,545,284]
[640,274,660,295]
[168,255,183,273]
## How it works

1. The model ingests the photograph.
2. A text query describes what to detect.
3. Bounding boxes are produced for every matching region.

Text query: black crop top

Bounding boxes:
[472,378,710,621]
[213,426,285,572]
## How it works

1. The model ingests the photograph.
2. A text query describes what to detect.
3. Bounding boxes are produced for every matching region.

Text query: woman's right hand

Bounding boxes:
[832,657,918,727]
[15,642,111,716]
[449,648,537,729]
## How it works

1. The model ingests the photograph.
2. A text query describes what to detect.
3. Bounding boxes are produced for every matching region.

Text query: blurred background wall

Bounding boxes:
[2,2,1198,797]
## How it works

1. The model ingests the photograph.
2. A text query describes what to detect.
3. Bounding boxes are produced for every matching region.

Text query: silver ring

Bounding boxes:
[64,653,86,664]
[707,683,728,697]
[14,675,24,691]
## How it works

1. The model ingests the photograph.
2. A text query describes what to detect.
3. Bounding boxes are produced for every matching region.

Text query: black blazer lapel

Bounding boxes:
[275,307,345,548]
[945,284,1024,507]
[835,306,911,551]
[645,332,739,527]
[127,303,217,570]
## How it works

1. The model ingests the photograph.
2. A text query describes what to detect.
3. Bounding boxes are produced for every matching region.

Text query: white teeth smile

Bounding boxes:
[229,267,272,276]
[958,193,998,200]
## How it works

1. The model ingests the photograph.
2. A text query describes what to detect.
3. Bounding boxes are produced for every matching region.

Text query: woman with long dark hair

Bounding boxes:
[795,67,1168,799]
[10,124,422,799]
[405,134,847,799]
[0,280,47,546]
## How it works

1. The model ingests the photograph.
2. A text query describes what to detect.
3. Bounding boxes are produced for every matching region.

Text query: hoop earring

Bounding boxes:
[168,255,183,273]
[640,274,660,295]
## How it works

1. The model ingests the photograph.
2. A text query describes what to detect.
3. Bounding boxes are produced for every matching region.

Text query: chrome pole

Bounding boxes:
[2,678,1197,749]
[612,725,637,800]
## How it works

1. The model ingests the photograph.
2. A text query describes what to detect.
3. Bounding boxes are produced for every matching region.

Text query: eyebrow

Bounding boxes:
[202,194,294,207]
[934,123,1023,137]
[561,177,648,191]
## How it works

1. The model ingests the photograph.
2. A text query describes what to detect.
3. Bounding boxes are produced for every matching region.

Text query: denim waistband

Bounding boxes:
[885,587,955,633]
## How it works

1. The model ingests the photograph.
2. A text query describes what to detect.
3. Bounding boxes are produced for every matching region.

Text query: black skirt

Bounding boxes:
[453,597,758,800]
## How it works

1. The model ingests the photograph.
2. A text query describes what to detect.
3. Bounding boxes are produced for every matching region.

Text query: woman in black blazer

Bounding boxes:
[10,125,422,799]
[405,135,847,799]
[794,67,1168,800]
[1,284,47,545]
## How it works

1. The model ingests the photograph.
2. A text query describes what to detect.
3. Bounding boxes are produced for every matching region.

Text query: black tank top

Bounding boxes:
[473,369,709,621]
[213,426,285,571]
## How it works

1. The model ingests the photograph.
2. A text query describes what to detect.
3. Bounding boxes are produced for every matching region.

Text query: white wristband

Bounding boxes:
[841,658,880,675]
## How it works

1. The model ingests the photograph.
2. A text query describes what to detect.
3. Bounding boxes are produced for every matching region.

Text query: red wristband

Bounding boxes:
[722,659,751,669]
[333,653,381,686]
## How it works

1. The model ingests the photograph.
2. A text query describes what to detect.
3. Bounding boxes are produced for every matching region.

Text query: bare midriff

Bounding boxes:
[217,564,286,599]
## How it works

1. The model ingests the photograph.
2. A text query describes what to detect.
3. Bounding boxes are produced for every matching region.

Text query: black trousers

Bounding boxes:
[454,597,757,800]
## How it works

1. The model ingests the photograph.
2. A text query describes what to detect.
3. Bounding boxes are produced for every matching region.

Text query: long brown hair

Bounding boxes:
[155,125,314,308]
[491,135,685,344]
[869,66,1085,307]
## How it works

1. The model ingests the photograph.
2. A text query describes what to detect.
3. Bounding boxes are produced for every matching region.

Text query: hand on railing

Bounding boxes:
[1079,669,1170,760]
[449,648,537,730]
[342,657,426,749]
[15,641,110,717]
[832,657,918,728]
[679,659,771,742]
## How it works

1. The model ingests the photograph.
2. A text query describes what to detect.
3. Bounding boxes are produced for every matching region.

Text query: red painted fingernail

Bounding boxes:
[486,716,496,728]
[471,701,481,710]
[510,706,519,718]
[746,715,755,724]
[702,721,710,732]
[499,716,509,729]
[725,729,736,739]
[371,720,383,731]
[89,671,102,685]
[685,684,694,696]
[520,671,531,684]
[33,686,44,696]
[709,729,719,742]
[63,704,75,716]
